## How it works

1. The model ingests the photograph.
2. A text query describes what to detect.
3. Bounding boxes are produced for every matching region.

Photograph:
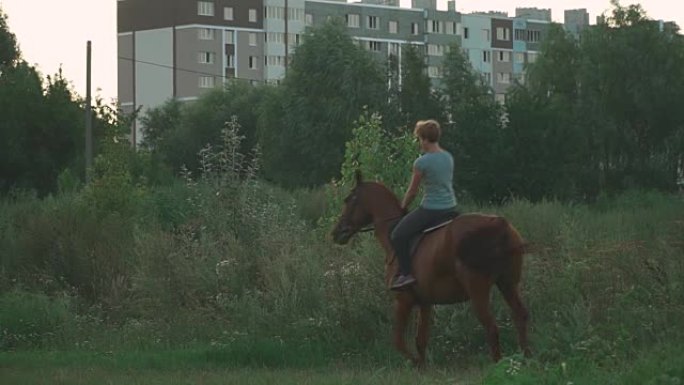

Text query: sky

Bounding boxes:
[0,0,681,104]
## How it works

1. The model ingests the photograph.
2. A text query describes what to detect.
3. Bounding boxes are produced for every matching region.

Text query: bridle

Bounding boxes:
[341,187,404,235]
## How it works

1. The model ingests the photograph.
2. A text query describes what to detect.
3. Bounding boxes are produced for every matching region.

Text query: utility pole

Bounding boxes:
[284,0,289,75]
[85,40,93,183]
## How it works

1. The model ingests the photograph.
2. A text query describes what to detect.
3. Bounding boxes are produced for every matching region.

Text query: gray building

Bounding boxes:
[118,0,267,144]
[515,7,551,22]
[117,0,579,143]
[564,9,590,38]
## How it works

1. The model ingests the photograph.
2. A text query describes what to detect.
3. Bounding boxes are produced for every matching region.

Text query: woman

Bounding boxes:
[390,119,458,290]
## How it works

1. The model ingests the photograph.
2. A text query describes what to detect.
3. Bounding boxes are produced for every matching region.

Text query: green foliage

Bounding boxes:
[142,81,266,175]
[320,111,416,228]
[506,4,684,201]
[0,7,18,67]
[0,290,75,348]
[398,44,444,130]
[339,111,417,194]
[504,27,589,202]
[440,43,506,202]
[258,19,388,187]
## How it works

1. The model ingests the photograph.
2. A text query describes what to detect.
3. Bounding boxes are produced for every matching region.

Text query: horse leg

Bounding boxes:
[415,304,432,368]
[497,281,531,357]
[393,297,416,364]
[469,277,502,362]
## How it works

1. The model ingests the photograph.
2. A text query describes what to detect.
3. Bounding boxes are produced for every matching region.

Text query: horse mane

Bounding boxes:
[361,181,403,211]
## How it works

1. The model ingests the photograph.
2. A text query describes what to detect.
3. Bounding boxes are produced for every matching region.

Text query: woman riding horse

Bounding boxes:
[391,119,458,290]
[331,120,531,366]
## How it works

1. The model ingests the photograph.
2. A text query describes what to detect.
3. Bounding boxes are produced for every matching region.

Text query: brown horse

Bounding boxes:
[331,172,531,366]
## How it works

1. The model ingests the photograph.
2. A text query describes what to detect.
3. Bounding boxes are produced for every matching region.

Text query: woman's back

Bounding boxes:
[415,150,456,210]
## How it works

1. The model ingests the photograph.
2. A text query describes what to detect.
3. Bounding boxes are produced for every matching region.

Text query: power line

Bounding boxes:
[118,56,271,84]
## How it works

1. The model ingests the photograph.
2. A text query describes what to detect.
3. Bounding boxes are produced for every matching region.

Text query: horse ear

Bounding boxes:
[354,169,363,185]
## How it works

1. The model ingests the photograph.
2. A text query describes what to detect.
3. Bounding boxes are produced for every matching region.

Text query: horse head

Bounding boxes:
[331,170,373,244]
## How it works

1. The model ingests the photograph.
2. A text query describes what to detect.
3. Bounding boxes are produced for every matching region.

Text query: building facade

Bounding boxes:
[564,9,589,38]
[117,0,578,144]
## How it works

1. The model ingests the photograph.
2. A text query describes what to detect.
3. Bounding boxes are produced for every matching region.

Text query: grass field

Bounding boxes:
[1,185,683,384]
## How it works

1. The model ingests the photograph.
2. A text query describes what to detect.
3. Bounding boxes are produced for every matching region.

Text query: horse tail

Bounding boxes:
[456,217,524,278]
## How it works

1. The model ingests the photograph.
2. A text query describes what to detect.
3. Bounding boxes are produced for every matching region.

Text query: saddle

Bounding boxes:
[390,211,460,258]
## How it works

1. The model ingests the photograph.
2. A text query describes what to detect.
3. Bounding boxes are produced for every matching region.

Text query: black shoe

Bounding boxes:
[391,274,417,291]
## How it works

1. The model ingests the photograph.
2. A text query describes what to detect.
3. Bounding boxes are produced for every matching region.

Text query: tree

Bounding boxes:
[504,24,590,200]
[0,7,114,195]
[577,2,684,193]
[143,80,266,174]
[440,43,507,202]
[0,8,18,68]
[398,44,444,131]
[258,19,388,187]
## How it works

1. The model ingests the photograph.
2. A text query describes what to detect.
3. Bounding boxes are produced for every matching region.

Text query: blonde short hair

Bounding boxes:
[414,120,441,143]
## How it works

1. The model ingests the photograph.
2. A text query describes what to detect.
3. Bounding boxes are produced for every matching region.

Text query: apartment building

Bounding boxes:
[515,7,552,22]
[564,9,590,38]
[117,0,571,143]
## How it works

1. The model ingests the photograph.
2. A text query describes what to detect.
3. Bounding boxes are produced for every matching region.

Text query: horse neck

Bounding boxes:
[364,183,403,259]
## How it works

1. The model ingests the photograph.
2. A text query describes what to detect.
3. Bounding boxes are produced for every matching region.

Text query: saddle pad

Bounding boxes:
[423,219,453,233]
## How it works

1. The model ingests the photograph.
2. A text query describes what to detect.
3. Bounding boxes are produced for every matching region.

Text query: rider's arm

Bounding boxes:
[401,166,422,211]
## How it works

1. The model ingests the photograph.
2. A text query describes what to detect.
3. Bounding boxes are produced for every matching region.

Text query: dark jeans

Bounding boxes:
[390,206,458,276]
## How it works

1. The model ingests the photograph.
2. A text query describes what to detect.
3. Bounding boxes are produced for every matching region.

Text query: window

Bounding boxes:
[367,41,382,52]
[288,33,301,47]
[427,20,442,33]
[496,27,510,40]
[224,7,233,20]
[266,32,283,44]
[389,20,398,34]
[483,50,491,63]
[197,1,214,16]
[528,52,538,63]
[446,21,457,35]
[498,51,510,62]
[346,14,359,28]
[266,56,285,67]
[305,13,313,26]
[288,8,304,21]
[227,55,235,68]
[482,72,492,85]
[428,66,442,78]
[224,30,234,43]
[495,94,506,104]
[249,56,258,70]
[482,29,490,41]
[249,8,257,22]
[199,76,214,88]
[265,6,283,19]
[198,52,215,64]
[411,22,419,35]
[249,33,257,46]
[368,16,379,30]
[497,72,511,84]
[428,44,444,56]
[514,29,525,40]
[389,42,400,56]
[198,28,214,40]
[527,30,541,42]
[515,52,525,63]
[463,27,469,39]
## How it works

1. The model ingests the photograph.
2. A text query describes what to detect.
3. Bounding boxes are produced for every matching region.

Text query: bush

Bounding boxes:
[0,290,75,348]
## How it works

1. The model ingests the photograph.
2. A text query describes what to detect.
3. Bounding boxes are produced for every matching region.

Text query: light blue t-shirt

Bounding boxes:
[414,150,457,210]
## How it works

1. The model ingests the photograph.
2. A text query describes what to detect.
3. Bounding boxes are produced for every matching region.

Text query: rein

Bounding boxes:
[358,214,404,233]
